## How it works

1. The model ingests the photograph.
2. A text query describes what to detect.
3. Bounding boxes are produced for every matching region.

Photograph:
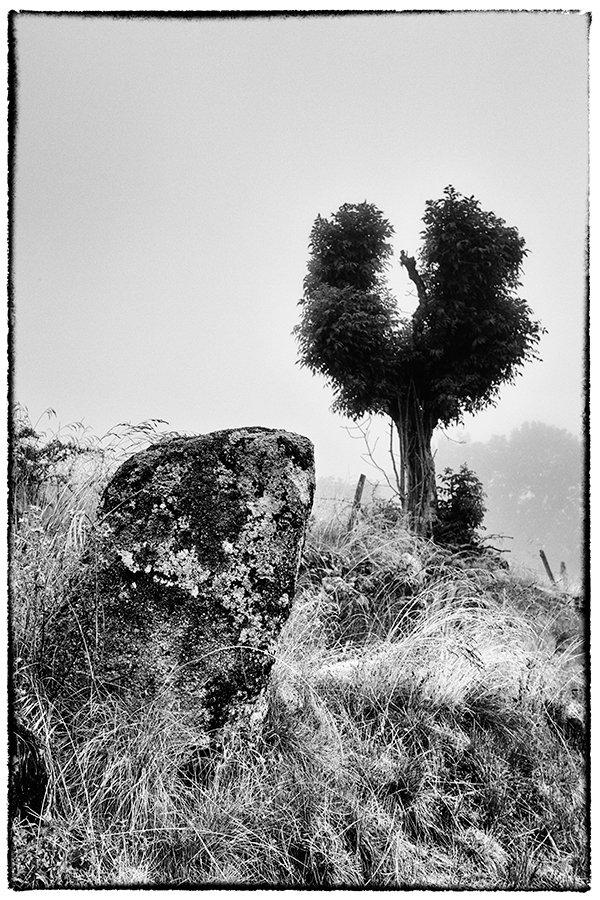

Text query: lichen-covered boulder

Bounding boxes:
[46,427,314,739]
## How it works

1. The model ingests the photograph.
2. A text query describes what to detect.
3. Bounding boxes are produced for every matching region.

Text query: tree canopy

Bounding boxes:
[296,187,543,427]
[411,187,543,424]
[297,202,403,419]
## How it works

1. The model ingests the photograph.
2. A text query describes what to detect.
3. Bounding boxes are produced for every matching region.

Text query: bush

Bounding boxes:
[433,464,487,549]
[10,405,89,525]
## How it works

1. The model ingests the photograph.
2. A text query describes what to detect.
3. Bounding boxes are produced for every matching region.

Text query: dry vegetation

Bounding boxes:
[9,412,588,888]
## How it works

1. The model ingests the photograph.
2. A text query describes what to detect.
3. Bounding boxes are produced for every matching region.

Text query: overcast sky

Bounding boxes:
[12,11,588,480]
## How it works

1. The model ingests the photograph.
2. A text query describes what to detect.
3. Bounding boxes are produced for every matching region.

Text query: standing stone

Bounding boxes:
[46,428,314,739]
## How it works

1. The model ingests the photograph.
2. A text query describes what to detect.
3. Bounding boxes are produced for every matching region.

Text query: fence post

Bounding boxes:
[539,550,555,585]
[347,474,366,532]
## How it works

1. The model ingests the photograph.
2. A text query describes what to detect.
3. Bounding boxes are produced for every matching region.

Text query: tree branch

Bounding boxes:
[399,251,428,306]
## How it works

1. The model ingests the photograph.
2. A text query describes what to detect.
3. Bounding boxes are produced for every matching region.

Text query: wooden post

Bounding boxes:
[539,550,555,585]
[348,474,366,532]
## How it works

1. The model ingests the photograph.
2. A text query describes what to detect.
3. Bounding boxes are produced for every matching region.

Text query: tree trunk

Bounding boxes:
[390,388,437,537]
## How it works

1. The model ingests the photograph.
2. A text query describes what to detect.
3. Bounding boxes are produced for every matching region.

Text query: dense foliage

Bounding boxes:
[296,203,404,418]
[414,188,543,424]
[303,202,395,294]
[433,464,487,549]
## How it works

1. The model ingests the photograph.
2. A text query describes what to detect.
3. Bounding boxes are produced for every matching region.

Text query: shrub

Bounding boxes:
[434,464,487,549]
[10,405,91,526]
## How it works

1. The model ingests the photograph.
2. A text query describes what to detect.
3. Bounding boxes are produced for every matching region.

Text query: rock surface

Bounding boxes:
[46,427,315,739]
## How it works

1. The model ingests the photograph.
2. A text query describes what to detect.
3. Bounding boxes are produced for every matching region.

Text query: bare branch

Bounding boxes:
[348,418,403,500]
[399,250,428,306]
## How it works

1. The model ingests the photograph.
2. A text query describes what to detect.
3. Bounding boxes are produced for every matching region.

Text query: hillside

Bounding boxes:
[9,416,588,888]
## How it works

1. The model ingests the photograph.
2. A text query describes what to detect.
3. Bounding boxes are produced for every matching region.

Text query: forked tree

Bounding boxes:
[294,186,544,535]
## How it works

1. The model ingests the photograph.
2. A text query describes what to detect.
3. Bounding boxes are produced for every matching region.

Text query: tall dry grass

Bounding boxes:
[8,414,588,888]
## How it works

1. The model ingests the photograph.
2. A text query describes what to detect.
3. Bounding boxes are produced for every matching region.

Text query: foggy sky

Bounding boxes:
[12,11,588,480]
